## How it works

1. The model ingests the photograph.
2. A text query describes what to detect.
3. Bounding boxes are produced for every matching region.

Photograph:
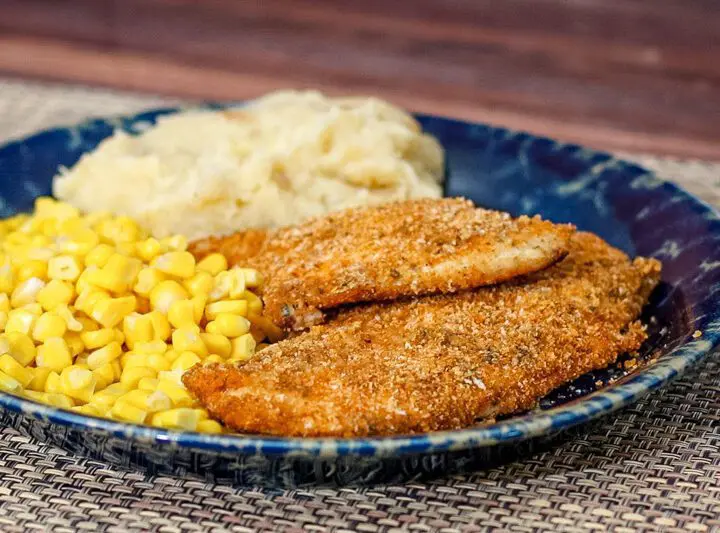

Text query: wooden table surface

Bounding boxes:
[1,0,718,160]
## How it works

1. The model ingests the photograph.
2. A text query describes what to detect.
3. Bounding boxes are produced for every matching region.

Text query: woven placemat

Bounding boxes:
[0,79,718,533]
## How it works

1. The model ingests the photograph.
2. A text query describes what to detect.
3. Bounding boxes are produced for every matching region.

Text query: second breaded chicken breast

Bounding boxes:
[190,198,574,330]
[184,233,661,437]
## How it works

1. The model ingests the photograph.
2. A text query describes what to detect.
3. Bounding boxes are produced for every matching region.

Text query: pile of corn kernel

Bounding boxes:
[0,197,275,433]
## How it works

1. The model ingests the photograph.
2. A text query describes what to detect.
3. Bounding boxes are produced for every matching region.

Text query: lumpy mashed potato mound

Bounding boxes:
[53,91,445,240]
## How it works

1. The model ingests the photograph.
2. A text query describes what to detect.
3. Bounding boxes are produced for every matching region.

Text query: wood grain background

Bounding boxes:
[1,0,718,159]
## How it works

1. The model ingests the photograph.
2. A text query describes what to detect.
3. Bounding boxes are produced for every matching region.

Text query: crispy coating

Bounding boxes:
[184,232,662,437]
[190,198,574,330]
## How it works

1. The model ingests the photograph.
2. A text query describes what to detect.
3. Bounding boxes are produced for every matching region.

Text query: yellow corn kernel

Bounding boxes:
[74,265,97,295]
[72,404,101,416]
[157,369,183,385]
[193,408,209,421]
[27,366,52,391]
[44,371,62,394]
[204,300,248,320]
[133,340,168,355]
[44,392,75,409]
[227,268,246,298]
[122,313,153,349]
[121,389,172,413]
[171,351,202,372]
[0,370,23,394]
[230,333,256,362]
[65,332,85,357]
[137,377,159,391]
[76,316,99,332]
[84,243,116,268]
[92,363,115,391]
[156,380,195,407]
[108,253,142,287]
[168,299,197,329]
[149,280,189,315]
[196,419,223,434]
[114,242,136,257]
[152,251,196,279]
[60,366,96,403]
[150,408,199,431]
[203,354,224,365]
[124,353,170,373]
[120,366,157,388]
[147,310,171,341]
[200,333,232,358]
[162,235,188,252]
[110,398,147,424]
[212,313,251,338]
[89,384,126,412]
[96,216,141,244]
[243,291,263,313]
[3,332,37,365]
[10,277,46,307]
[196,253,228,276]
[34,197,78,219]
[36,337,73,372]
[74,288,110,316]
[87,341,123,370]
[171,328,207,357]
[55,306,83,332]
[17,260,48,282]
[20,303,43,316]
[90,295,136,328]
[208,271,233,301]
[110,359,122,380]
[81,328,116,350]
[0,262,15,294]
[23,390,47,402]
[135,238,163,262]
[36,280,75,311]
[0,311,7,330]
[0,354,32,387]
[87,254,142,294]
[239,268,263,288]
[163,349,180,364]
[0,294,9,313]
[133,267,166,298]
[47,255,82,281]
[183,271,213,297]
[56,228,99,257]
[191,295,206,324]
[32,312,67,343]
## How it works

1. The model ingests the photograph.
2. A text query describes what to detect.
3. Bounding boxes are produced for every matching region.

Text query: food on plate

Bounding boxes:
[53,91,445,240]
[0,197,274,433]
[183,232,661,437]
[190,198,575,330]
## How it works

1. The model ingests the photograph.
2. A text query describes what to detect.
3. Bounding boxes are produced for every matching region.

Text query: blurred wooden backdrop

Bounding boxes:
[1,0,718,159]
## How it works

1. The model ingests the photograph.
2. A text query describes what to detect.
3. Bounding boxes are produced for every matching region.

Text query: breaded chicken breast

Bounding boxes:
[190,198,574,330]
[184,232,661,437]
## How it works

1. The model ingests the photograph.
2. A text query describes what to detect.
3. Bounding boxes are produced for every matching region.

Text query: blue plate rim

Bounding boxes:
[0,105,719,458]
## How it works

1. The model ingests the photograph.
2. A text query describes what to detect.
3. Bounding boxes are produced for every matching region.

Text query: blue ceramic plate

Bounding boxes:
[1,107,719,488]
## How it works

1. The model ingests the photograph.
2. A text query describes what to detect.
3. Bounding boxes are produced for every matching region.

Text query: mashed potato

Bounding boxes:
[53,91,445,240]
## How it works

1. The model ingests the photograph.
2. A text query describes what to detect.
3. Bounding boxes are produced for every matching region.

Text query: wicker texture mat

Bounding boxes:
[0,79,718,533]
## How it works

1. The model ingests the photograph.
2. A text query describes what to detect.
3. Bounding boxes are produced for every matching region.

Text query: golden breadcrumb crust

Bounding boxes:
[184,232,661,437]
[190,198,574,330]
